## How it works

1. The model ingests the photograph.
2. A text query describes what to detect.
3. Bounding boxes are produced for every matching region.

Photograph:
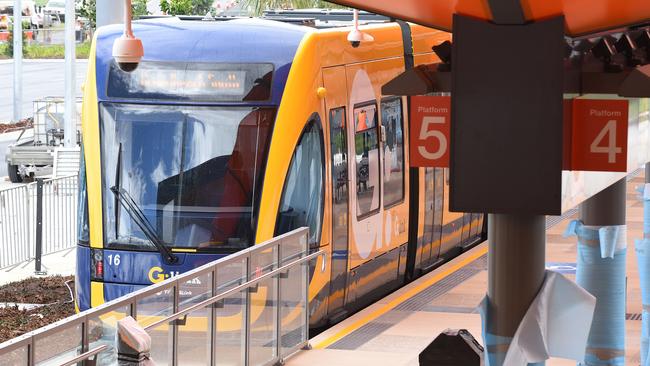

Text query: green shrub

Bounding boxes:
[5,24,27,57]
[22,42,91,59]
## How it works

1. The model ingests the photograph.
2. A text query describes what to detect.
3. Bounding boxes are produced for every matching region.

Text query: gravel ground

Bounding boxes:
[0,275,75,344]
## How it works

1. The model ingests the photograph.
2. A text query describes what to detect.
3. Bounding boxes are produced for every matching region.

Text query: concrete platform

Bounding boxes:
[0,247,76,286]
[288,172,646,366]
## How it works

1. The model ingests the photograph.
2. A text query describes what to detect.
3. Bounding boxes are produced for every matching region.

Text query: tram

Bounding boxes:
[76,13,485,328]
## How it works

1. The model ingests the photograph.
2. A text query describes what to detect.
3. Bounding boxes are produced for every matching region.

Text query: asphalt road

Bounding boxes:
[0,60,87,179]
[0,60,88,122]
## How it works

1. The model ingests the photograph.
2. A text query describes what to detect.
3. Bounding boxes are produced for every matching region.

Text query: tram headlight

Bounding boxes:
[113,36,144,72]
[91,248,104,280]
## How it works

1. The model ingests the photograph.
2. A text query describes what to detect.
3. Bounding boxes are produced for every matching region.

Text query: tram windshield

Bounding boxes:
[100,103,276,251]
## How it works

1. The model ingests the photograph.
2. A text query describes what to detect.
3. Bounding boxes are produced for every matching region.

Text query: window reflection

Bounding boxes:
[276,120,325,247]
[100,104,276,251]
[329,108,349,247]
[381,98,404,206]
[354,102,380,217]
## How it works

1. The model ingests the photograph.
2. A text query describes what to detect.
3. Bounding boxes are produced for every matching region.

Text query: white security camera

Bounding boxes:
[113,36,143,72]
[348,9,374,48]
[112,0,143,72]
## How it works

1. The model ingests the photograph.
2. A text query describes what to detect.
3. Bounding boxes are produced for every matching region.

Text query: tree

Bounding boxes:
[78,0,96,28]
[160,0,192,15]
[132,0,150,18]
[192,0,215,15]
[78,0,149,28]
[240,0,347,16]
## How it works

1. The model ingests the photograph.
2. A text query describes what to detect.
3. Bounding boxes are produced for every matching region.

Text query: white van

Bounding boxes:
[0,0,51,28]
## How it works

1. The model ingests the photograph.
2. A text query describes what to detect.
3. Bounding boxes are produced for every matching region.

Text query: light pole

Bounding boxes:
[63,0,75,147]
[13,0,22,122]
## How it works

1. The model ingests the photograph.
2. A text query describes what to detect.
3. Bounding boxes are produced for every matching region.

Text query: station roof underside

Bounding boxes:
[328,0,650,37]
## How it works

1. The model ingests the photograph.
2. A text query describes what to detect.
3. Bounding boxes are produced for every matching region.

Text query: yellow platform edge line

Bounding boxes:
[313,244,489,350]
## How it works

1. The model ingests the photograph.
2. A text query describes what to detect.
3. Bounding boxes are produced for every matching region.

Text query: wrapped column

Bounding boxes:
[637,167,650,366]
[570,178,627,365]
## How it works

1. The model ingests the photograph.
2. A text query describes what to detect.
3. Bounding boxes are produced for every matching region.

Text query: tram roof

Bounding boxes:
[96,17,310,65]
[325,0,650,37]
[94,18,312,106]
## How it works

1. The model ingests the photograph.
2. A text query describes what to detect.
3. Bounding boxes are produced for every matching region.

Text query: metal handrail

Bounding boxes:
[58,345,108,366]
[0,227,312,366]
[145,250,323,331]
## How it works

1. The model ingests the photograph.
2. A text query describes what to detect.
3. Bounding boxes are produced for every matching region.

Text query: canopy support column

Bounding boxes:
[487,214,546,366]
[576,178,627,365]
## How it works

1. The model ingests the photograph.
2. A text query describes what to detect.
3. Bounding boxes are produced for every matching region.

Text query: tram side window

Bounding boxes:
[77,146,89,245]
[354,102,380,218]
[276,118,325,247]
[381,98,404,207]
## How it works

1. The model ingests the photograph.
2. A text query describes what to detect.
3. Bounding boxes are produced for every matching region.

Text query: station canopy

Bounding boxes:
[328,0,650,37]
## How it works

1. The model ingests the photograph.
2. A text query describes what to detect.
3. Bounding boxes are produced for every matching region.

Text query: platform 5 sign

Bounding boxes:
[567,99,628,172]
[410,96,628,172]
[410,96,451,167]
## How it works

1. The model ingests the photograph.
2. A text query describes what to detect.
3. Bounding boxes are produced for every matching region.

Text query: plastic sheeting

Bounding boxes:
[565,220,627,366]
[480,271,596,366]
[117,316,155,365]
[637,238,650,366]
[637,183,650,366]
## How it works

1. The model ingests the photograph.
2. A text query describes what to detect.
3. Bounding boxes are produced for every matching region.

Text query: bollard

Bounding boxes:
[34,178,46,275]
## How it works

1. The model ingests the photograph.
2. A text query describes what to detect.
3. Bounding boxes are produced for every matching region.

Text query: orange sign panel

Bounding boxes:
[410,96,451,167]
[570,99,628,172]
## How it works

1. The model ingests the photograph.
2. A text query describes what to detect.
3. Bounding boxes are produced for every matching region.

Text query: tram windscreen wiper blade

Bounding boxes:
[110,186,179,264]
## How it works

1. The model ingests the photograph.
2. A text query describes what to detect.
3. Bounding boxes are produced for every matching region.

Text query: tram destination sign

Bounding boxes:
[107,61,274,102]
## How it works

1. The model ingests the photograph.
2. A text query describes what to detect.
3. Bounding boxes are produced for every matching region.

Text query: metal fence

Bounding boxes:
[25,28,92,45]
[0,227,318,366]
[0,174,78,269]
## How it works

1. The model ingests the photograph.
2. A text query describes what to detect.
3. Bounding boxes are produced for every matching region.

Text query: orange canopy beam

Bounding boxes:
[327,0,650,37]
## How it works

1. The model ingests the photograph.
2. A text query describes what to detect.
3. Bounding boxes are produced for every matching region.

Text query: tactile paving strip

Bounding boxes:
[328,254,487,350]
[327,322,395,350]
[394,267,481,312]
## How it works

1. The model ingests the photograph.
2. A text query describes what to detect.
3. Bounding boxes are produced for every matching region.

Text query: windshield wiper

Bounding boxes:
[110,186,179,264]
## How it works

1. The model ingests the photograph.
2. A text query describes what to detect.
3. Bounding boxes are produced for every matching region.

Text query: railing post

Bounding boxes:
[276,241,282,363]
[245,255,251,366]
[34,178,46,275]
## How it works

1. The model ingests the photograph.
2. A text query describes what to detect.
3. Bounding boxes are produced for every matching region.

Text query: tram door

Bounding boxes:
[323,67,350,314]
[420,168,444,268]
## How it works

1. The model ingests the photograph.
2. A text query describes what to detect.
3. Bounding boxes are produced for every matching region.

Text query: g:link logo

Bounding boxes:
[148,267,180,283]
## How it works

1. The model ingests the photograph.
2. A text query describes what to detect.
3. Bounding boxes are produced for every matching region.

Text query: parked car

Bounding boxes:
[0,1,50,29]
[44,0,65,22]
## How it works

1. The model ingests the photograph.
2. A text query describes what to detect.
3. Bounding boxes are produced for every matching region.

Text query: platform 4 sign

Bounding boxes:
[409,96,628,171]
[410,96,451,167]
[567,99,629,172]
